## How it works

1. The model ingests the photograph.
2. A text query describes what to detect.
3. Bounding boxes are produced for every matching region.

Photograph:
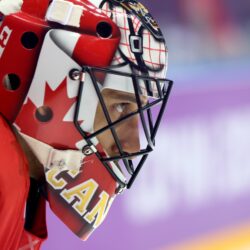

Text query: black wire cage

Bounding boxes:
[73,66,173,193]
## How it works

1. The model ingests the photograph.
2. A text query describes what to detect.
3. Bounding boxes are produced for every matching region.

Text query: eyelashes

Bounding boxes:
[114,103,127,113]
[111,102,138,121]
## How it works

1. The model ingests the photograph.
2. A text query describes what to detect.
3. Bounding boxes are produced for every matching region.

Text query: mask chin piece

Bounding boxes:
[115,185,126,194]
[124,159,134,175]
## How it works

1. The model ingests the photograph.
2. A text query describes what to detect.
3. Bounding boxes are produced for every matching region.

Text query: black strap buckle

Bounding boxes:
[129,35,143,54]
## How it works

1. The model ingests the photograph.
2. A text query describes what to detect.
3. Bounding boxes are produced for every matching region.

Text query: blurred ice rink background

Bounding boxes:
[43,1,250,249]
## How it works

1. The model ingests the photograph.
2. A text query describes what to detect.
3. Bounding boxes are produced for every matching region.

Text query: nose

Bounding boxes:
[111,116,140,155]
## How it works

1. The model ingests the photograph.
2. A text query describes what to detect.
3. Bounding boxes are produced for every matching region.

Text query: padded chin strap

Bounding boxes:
[20,132,84,171]
[0,0,23,15]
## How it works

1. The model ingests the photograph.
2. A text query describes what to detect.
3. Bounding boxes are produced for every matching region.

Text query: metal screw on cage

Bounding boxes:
[69,69,81,81]
[82,145,95,156]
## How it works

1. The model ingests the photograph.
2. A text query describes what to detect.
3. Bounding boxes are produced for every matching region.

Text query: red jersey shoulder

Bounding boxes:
[0,115,29,191]
[0,115,47,249]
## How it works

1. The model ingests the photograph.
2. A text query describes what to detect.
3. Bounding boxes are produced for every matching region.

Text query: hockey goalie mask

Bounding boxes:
[0,0,173,240]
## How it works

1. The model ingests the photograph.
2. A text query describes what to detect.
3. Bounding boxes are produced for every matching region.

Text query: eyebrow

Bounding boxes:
[110,92,148,105]
[111,92,136,103]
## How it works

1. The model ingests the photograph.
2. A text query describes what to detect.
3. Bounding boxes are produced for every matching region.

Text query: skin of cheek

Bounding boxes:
[94,101,115,156]
[93,95,140,157]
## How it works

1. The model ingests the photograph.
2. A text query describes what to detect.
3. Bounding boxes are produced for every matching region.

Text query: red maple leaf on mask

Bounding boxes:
[15,78,83,149]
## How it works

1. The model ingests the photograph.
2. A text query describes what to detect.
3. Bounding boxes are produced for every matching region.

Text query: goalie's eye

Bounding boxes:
[115,103,128,113]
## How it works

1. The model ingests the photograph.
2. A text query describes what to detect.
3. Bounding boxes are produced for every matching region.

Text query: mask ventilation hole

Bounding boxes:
[3,74,21,91]
[35,106,53,122]
[21,32,39,49]
[96,22,112,39]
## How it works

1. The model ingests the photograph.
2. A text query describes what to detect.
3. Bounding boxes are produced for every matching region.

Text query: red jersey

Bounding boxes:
[0,116,47,250]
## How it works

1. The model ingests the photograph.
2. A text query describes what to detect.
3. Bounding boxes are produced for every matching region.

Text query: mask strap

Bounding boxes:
[20,132,84,171]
